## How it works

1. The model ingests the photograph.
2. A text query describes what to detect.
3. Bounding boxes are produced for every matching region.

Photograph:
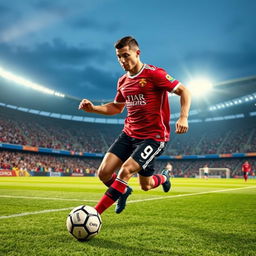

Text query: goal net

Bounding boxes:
[198,168,231,179]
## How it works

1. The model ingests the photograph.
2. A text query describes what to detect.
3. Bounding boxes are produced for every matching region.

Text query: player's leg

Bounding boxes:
[139,175,154,191]
[97,152,122,186]
[98,132,133,188]
[244,172,248,182]
[105,133,136,213]
[94,132,135,214]
[138,170,171,192]
[132,139,171,192]
[95,157,140,214]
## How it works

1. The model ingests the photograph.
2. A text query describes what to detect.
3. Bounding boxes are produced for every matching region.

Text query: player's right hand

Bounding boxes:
[78,99,94,112]
[175,116,189,134]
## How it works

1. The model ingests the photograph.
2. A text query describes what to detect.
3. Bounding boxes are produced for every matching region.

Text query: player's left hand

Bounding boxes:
[175,117,189,134]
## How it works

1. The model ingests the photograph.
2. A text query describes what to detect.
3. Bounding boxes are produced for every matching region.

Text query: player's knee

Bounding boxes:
[141,184,151,191]
[119,164,135,180]
[97,166,111,182]
[97,168,105,182]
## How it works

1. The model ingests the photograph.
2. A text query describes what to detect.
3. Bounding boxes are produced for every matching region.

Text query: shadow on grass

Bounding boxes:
[80,221,185,256]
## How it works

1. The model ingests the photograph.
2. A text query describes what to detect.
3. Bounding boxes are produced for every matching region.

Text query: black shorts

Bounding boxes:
[108,132,166,177]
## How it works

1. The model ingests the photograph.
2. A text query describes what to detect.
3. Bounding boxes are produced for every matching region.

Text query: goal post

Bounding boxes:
[198,168,231,179]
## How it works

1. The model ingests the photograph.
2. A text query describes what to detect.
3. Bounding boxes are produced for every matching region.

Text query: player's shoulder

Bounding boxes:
[118,73,127,81]
[117,74,127,88]
[144,64,167,77]
[144,64,166,73]
[145,64,179,85]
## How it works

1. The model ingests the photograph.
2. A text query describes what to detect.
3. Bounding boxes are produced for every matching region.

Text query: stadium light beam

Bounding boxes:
[187,78,213,97]
[0,66,65,98]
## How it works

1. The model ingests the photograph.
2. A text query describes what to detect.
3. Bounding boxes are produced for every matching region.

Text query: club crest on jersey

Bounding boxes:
[166,74,175,82]
[139,78,147,87]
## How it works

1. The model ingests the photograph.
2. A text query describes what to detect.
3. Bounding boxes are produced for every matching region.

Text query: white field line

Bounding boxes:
[0,185,255,220]
[0,195,98,202]
[127,185,256,204]
[0,207,73,220]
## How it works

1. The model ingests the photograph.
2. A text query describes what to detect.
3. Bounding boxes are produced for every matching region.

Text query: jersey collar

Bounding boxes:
[127,63,146,79]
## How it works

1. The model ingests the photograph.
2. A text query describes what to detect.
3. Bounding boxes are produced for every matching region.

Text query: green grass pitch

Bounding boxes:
[0,177,255,256]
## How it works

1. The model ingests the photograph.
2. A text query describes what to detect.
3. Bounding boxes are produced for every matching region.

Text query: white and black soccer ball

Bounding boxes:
[66,205,102,241]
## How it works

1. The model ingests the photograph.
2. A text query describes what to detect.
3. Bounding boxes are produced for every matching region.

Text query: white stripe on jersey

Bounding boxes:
[171,82,181,93]
[142,142,165,169]
[144,64,156,70]
[159,92,168,140]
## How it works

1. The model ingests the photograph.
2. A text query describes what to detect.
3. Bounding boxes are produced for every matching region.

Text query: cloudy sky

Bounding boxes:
[0,0,255,100]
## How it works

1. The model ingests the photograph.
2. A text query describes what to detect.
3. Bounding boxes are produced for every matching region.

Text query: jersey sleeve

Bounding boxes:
[114,79,126,103]
[152,68,181,93]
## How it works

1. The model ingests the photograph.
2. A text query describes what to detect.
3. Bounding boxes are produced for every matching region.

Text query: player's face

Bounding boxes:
[116,46,140,73]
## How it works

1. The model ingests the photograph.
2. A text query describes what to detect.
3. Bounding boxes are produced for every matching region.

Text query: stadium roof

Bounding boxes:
[0,75,255,120]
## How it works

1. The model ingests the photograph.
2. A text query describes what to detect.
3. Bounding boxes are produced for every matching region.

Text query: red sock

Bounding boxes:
[104,173,117,187]
[152,174,166,188]
[95,178,127,214]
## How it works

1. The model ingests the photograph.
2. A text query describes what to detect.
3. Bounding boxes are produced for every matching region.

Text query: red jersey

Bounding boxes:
[242,163,251,173]
[114,64,180,142]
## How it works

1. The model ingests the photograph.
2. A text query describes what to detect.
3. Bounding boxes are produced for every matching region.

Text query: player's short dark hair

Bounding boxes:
[115,36,139,50]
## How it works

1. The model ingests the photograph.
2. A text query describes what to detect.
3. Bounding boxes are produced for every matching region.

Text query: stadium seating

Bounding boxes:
[0,150,101,175]
[0,106,255,177]
[1,150,254,177]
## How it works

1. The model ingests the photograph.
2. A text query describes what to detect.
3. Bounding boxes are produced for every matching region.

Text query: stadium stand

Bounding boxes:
[0,106,120,153]
[0,105,255,178]
[1,106,255,155]
[0,150,100,175]
[1,149,254,178]
[0,76,255,178]
[165,119,256,155]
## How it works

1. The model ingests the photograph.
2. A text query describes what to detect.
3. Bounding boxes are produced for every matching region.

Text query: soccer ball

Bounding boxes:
[66,205,102,241]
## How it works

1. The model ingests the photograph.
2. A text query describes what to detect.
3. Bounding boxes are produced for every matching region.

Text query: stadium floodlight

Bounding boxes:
[0,66,65,98]
[187,78,213,97]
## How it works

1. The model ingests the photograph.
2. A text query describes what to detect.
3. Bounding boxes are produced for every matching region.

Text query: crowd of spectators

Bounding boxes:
[0,150,100,175]
[0,106,256,178]
[1,106,255,156]
[0,107,115,153]
[1,150,255,178]
[165,120,256,155]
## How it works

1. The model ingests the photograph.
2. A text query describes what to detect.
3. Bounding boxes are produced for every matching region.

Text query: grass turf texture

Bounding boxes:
[0,177,255,256]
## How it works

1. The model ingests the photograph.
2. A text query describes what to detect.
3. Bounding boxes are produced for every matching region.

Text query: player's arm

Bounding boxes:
[79,99,125,115]
[173,84,191,134]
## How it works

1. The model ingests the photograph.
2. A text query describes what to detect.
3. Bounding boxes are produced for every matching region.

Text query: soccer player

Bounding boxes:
[242,161,252,182]
[79,36,191,215]
[163,162,174,178]
[203,164,209,180]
